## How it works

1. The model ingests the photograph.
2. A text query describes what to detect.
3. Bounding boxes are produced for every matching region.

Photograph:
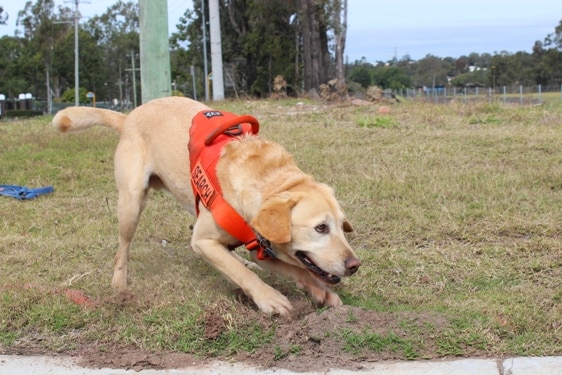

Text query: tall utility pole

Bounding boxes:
[58,0,81,106]
[73,0,79,106]
[139,0,171,103]
[208,0,224,100]
[125,50,139,108]
[201,0,209,101]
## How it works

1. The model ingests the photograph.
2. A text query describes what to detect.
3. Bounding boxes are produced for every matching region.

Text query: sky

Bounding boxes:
[1,0,561,63]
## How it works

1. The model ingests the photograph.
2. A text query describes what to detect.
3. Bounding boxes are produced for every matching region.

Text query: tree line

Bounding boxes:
[349,20,562,93]
[0,0,348,105]
[0,0,560,108]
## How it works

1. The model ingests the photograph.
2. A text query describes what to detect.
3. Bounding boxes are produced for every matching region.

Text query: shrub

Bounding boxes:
[4,109,43,118]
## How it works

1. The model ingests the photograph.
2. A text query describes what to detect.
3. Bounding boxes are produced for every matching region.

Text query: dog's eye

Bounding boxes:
[315,224,329,234]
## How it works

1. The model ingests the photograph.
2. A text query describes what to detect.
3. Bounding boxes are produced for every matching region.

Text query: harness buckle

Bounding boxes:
[246,234,276,261]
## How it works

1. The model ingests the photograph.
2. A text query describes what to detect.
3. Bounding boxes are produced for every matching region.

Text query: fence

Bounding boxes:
[35,101,116,115]
[394,85,562,105]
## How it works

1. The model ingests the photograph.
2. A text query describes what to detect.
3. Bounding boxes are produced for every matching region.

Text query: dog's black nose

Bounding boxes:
[346,257,361,275]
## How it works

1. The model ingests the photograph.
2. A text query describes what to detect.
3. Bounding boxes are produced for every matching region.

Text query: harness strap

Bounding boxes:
[210,194,274,260]
[189,110,273,261]
[193,157,274,261]
[205,115,259,146]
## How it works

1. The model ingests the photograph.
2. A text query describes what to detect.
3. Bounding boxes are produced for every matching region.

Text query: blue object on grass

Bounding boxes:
[0,185,54,200]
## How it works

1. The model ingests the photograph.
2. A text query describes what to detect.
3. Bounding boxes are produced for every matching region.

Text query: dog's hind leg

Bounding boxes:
[111,186,149,291]
[111,143,151,292]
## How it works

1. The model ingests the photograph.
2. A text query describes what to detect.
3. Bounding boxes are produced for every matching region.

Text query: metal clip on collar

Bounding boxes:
[257,233,276,260]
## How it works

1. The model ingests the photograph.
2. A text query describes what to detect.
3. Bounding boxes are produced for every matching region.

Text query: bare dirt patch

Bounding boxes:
[61,298,458,373]
[236,303,453,372]
[77,347,202,372]
[1,295,459,372]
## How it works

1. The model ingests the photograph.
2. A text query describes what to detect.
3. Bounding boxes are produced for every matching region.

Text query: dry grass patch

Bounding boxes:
[1,100,561,370]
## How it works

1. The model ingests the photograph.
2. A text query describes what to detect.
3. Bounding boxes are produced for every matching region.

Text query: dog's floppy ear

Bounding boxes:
[343,219,354,233]
[251,194,297,244]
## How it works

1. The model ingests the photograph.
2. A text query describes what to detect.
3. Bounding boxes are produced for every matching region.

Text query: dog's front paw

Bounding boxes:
[323,289,343,307]
[253,287,293,317]
[296,273,343,308]
[309,286,342,307]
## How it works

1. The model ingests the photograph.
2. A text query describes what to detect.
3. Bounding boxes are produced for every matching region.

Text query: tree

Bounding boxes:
[170,4,205,98]
[15,0,74,101]
[172,0,299,97]
[455,55,469,75]
[0,36,28,97]
[331,0,347,83]
[297,0,331,94]
[555,19,562,50]
[413,54,453,88]
[84,1,139,105]
[60,85,87,103]
[531,42,561,86]
[489,52,521,88]
[52,28,103,98]
[349,65,371,88]
[449,69,488,88]
[243,0,298,96]
[395,54,416,77]
[172,0,345,97]
[372,66,412,90]
[0,6,8,25]
[544,18,562,50]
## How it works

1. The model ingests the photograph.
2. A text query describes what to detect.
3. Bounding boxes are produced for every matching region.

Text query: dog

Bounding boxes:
[52,97,360,316]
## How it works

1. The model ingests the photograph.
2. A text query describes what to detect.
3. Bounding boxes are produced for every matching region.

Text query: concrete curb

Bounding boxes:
[1,355,562,374]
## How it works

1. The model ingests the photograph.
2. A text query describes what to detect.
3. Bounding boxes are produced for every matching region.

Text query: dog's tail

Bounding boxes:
[52,107,127,134]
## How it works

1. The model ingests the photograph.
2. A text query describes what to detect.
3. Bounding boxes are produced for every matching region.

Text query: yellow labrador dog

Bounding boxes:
[52,97,360,316]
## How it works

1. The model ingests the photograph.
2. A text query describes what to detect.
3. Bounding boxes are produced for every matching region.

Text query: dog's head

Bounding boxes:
[251,182,360,284]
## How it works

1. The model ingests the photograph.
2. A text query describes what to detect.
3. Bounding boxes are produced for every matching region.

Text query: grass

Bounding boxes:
[1,99,561,360]
[341,328,420,359]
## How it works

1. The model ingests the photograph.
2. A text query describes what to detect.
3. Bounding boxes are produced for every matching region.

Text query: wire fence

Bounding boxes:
[2,84,562,119]
[394,85,562,105]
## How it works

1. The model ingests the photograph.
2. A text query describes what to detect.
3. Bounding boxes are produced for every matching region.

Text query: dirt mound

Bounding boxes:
[2,295,464,373]
[237,304,451,372]
[72,301,453,372]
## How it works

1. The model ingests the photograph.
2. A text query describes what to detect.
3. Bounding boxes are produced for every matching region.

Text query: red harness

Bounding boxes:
[188,110,273,260]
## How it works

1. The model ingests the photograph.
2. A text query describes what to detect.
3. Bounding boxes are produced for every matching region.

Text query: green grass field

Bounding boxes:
[1,99,561,363]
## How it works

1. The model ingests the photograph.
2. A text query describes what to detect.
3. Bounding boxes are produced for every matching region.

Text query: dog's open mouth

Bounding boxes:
[296,251,341,285]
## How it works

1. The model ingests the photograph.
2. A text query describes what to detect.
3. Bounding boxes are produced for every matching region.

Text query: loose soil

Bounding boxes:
[2,294,476,373]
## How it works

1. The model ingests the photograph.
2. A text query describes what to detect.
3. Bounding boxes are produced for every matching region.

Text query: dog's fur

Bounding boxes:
[52,97,360,316]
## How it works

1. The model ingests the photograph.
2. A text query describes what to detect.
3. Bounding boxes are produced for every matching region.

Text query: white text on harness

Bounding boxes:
[192,160,217,209]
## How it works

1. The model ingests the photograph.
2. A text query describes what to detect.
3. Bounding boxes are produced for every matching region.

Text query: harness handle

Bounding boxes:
[204,115,259,146]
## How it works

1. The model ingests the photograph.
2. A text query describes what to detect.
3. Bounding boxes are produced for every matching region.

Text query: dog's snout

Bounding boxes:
[346,257,361,275]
